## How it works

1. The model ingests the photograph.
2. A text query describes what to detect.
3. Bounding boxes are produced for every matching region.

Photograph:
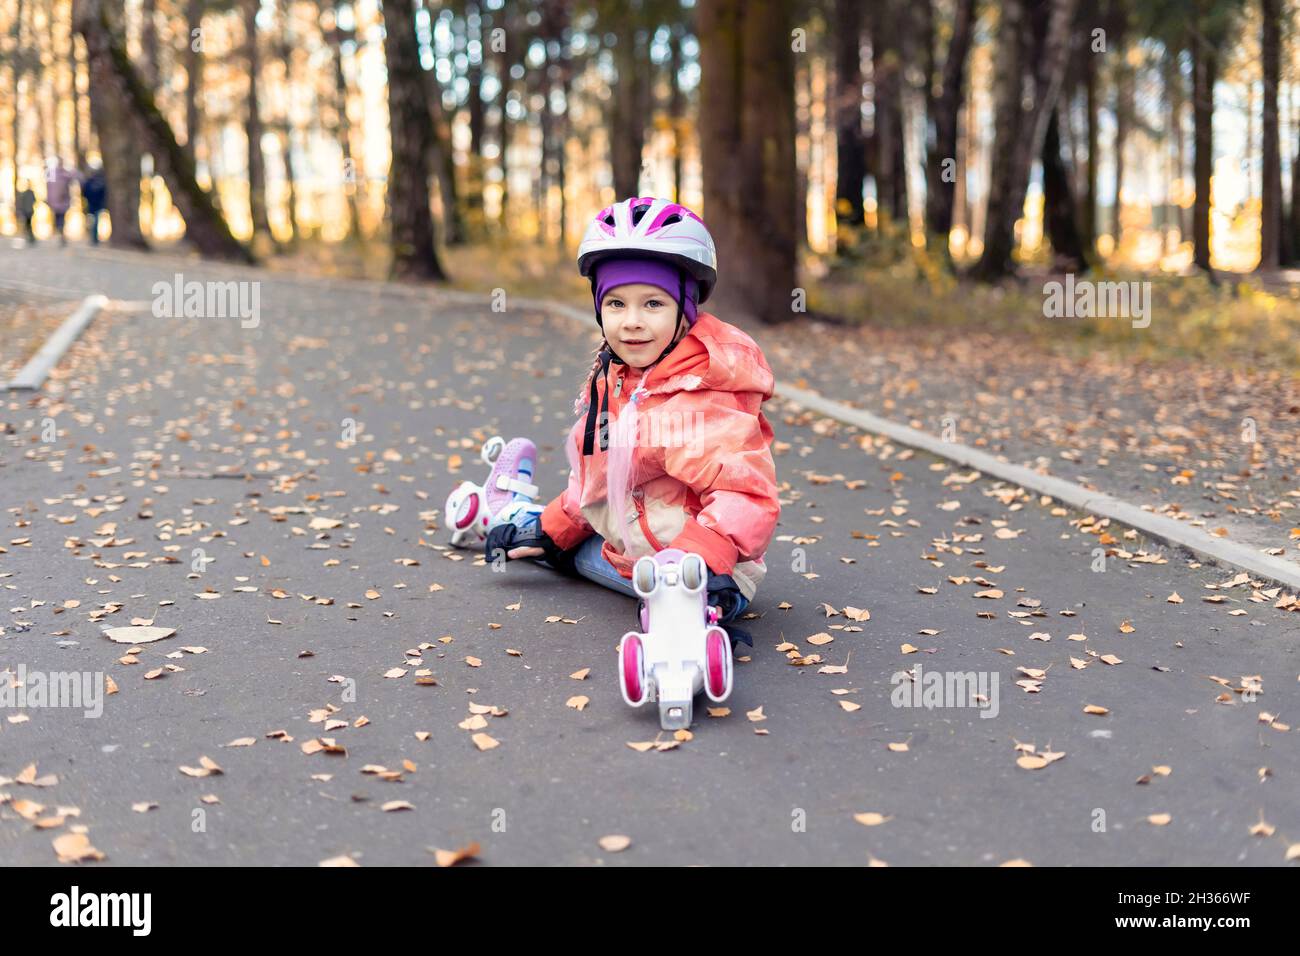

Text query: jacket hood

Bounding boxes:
[639,312,775,400]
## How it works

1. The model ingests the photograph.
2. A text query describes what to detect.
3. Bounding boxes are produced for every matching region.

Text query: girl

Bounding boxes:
[484,197,780,648]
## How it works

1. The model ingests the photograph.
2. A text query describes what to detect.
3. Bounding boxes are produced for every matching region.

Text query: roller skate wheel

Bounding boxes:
[680,553,705,591]
[620,633,647,706]
[480,436,506,466]
[448,489,480,530]
[705,627,732,701]
[633,556,657,596]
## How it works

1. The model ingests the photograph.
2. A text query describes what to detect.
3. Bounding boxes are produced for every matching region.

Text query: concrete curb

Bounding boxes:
[775,383,1300,591]
[5,294,109,390]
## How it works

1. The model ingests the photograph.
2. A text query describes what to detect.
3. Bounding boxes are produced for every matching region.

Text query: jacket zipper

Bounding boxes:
[632,490,667,552]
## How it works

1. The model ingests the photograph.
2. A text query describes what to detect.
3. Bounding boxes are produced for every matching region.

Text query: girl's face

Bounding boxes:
[601,283,681,369]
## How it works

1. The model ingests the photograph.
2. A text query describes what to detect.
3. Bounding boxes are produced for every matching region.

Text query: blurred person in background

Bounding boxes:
[45,157,76,247]
[80,159,108,245]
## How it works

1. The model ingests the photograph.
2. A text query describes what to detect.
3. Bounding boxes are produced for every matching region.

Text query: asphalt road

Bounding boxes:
[1,244,1298,866]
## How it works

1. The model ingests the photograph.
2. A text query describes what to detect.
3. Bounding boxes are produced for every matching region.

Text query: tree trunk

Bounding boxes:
[699,0,796,324]
[1112,6,1129,244]
[245,0,271,244]
[498,81,513,230]
[1289,98,1300,264]
[96,0,144,244]
[1191,21,1215,276]
[322,10,362,240]
[185,0,202,165]
[141,0,159,87]
[833,0,866,246]
[669,28,685,203]
[1042,107,1088,269]
[69,13,84,168]
[463,3,486,235]
[419,48,466,245]
[275,0,299,244]
[381,0,446,281]
[924,0,976,257]
[870,0,907,228]
[1166,48,1185,251]
[972,0,1076,281]
[1082,40,1098,252]
[1259,0,1281,270]
[12,0,25,205]
[610,30,647,198]
[74,0,251,260]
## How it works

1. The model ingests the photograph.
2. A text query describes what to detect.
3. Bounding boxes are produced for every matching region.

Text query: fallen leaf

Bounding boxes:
[853,812,890,826]
[431,842,480,867]
[53,832,105,863]
[103,626,175,644]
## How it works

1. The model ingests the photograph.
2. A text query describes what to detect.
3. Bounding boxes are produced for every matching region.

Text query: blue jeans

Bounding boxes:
[516,511,749,624]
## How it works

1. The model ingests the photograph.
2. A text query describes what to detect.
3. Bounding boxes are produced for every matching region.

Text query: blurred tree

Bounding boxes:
[1042,105,1090,269]
[10,0,27,205]
[972,0,1076,281]
[74,0,251,259]
[1190,0,1246,277]
[833,0,866,250]
[870,0,907,230]
[245,0,272,245]
[319,0,363,240]
[416,0,467,245]
[924,0,977,262]
[382,0,447,279]
[667,21,686,202]
[273,0,299,245]
[604,0,653,198]
[183,0,203,165]
[1110,0,1132,245]
[698,0,796,323]
[1259,0,1280,269]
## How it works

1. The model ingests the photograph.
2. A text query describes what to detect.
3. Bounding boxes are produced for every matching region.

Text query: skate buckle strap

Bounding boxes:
[495,475,540,499]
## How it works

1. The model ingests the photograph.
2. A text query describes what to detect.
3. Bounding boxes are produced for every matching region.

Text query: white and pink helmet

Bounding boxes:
[577,197,718,303]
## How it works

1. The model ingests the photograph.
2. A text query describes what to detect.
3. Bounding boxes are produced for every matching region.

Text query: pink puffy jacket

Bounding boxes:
[540,312,780,601]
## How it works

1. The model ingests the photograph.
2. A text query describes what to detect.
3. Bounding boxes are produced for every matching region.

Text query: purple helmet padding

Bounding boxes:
[594,258,699,324]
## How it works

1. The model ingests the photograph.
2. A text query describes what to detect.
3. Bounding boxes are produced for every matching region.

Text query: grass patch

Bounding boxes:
[808,251,1300,374]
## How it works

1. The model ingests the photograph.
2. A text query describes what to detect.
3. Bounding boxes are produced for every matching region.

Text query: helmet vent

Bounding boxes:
[603,214,616,226]
[631,203,650,225]
[662,213,681,226]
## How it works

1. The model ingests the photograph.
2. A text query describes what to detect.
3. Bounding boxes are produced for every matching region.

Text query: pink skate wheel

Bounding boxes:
[622,635,645,704]
[454,494,480,529]
[705,628,730,699]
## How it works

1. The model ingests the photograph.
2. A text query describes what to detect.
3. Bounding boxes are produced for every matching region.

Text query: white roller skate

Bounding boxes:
[618,549,734,731]
[444,435,542,548]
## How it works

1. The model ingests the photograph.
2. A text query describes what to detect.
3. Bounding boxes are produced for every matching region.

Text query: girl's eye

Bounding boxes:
[605,298,624,309]
[646,298,665,308]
